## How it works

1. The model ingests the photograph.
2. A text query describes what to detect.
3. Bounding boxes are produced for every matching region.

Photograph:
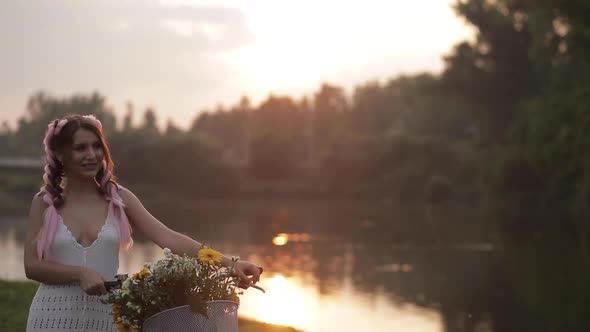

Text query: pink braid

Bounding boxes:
[42,120,66,168]
[98,160,133,250]
[100,160,111,189]
[37,119,68,259]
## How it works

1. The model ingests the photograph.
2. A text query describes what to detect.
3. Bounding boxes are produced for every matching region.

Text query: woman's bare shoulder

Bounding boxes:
[29,190,49,216]
[32,190,47,204]
[116,184,140,204]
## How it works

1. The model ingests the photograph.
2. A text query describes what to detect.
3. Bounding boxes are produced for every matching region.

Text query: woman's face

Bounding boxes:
[59,128,104,179]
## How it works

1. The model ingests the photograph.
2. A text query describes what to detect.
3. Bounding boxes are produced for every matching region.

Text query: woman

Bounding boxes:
[23,114,262,331]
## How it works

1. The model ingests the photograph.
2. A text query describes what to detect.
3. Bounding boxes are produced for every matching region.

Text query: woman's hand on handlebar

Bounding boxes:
[77,267,107,296]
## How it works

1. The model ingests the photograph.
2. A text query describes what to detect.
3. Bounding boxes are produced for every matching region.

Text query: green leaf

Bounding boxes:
[187,294,209,318]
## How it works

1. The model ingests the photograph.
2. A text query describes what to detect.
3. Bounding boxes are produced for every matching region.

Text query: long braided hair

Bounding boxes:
[37,114,133,259]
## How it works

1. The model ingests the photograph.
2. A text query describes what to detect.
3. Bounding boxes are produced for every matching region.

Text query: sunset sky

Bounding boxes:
[0,0,474,129]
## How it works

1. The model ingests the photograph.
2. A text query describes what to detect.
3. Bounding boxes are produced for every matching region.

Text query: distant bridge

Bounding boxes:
[0,157,44,170]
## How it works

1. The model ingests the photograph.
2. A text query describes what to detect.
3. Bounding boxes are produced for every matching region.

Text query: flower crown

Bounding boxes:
[45,114,103,139]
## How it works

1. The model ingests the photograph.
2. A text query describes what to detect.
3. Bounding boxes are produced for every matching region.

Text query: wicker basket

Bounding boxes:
[143,300,239,332]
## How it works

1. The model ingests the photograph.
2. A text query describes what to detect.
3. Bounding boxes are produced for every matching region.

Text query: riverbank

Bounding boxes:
[0,279,301,332]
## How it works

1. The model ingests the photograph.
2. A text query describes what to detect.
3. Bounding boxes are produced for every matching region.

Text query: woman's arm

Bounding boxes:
[23,194,107,295]
[119,187,262,286]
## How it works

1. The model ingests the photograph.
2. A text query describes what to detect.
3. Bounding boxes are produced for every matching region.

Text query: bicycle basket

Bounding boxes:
[143,300,239,332]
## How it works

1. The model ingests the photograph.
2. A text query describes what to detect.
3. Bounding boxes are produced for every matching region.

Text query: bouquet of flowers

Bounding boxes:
[103,247,242,332]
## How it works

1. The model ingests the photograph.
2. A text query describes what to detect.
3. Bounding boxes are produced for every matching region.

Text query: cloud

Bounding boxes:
[0,0,253,126]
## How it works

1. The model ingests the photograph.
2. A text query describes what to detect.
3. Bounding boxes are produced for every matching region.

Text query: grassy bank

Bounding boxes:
[0,279,300,332]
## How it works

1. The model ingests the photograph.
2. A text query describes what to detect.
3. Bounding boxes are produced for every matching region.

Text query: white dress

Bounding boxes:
[26,201,120,332]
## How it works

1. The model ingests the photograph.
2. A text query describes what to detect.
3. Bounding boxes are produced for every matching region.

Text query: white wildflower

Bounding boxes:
[122,278,131,288]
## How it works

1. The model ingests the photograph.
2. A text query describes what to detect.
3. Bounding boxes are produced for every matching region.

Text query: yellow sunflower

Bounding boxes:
[112,304,121,319]
[116,322,139,332]
[197,248,223,265]
[131,267,151,280]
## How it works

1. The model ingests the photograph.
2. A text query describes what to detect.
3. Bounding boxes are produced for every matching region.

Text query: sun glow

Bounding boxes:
[272,233,289,246]
[240,274,316,330]
[222,0,473,99]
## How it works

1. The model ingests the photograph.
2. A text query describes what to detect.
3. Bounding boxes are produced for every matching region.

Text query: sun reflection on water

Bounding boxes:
[248,274,315,329]
[238,272,443,332]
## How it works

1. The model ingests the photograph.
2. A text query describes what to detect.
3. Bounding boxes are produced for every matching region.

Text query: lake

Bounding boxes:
[0,198,527,332]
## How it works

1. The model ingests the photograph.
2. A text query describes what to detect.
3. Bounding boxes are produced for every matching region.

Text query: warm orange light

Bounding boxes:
[402,264,413,272]
[299,233,311,242]
[237,273,443,332]
[288,233,311,242]
[252,274,313,329]
[272,233,289,246]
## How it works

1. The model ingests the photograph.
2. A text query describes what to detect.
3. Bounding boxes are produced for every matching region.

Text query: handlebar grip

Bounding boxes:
[104,281,119,291]
[104,273,129,291]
